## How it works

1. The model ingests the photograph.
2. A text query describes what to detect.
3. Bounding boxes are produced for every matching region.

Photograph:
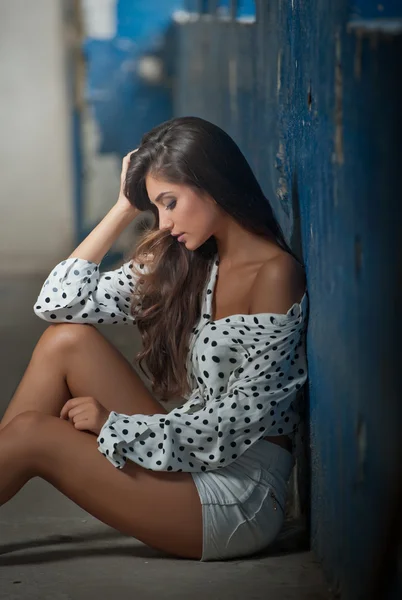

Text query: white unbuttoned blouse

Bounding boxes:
[34,255,308,473]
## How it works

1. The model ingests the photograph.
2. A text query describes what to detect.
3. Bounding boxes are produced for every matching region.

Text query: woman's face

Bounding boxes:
[145,174,221,251]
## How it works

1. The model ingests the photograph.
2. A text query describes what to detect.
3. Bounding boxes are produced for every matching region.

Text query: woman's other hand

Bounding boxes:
[60,397,110,436]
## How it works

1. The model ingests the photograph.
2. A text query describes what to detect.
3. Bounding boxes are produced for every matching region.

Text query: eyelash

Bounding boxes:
[165,200,176,211]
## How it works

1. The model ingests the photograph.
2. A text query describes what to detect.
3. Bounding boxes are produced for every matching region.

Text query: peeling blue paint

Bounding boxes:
[174,1,402,598]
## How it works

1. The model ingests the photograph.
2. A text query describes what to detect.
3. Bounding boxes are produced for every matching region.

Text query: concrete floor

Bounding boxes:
[0,273,331,600]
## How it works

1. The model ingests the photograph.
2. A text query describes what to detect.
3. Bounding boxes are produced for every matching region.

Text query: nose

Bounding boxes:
[158,213,173,232]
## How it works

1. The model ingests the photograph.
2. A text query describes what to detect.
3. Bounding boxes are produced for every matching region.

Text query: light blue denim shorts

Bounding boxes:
[191,439,294,561]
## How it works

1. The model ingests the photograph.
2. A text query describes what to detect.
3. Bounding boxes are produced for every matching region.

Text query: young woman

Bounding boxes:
[0,116,307,562]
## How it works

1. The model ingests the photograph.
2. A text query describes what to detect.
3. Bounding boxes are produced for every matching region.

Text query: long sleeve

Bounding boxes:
[96,314,307,472]
[34,257,145,325]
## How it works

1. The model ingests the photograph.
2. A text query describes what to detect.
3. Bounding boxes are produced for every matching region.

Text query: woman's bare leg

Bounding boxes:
[0,411,203,559]
[0,324,202,559]
[1,323,167,429]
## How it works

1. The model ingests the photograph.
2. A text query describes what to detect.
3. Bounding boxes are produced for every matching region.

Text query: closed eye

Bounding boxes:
[166,199,177,211]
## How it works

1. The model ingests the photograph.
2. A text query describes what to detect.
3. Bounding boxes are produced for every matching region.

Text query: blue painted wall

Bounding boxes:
[174,1,402,598]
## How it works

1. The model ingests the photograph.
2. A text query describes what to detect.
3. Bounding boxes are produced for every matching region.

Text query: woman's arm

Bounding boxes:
[69,151,140,264]
[33,257,146,325]
[34,151,145,325]
[68,203,138,265]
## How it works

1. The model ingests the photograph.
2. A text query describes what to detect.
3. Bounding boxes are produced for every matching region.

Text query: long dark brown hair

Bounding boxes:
[125,116,297,402]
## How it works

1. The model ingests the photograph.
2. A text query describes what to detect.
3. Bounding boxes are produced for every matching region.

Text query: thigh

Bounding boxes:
[54,324,167,416]
[6,412,202,559]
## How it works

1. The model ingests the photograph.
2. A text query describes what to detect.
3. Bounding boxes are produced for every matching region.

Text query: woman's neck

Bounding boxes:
[213,216,280,268]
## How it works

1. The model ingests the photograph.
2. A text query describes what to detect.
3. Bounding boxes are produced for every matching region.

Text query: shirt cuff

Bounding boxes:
[97,411,150,468]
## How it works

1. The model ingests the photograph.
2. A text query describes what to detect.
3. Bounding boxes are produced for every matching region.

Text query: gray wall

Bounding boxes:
[0,0,73,275]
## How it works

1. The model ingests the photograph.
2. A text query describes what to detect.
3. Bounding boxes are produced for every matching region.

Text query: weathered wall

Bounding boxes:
[176,1,402,598]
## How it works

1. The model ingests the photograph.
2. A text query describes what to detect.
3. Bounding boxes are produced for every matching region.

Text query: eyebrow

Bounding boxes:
[149,191,174,206]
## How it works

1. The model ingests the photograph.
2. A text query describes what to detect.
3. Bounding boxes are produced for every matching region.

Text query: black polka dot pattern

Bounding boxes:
[33,258,145,325]
[95,256,308,472]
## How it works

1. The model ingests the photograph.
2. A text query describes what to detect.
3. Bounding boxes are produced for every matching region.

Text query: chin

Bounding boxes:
[185,238,202,252]
[183,239,194,251]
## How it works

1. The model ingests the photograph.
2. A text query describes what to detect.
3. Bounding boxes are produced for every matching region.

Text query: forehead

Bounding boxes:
[145,174,184,202]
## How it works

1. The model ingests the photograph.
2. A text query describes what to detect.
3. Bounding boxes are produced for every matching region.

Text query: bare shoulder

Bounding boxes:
[249,252,306,315]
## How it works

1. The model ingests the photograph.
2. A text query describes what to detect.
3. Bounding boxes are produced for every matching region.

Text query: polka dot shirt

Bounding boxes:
[34,256,308,473]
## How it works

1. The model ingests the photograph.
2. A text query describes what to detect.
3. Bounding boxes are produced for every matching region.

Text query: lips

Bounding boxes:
[177,234,186,242]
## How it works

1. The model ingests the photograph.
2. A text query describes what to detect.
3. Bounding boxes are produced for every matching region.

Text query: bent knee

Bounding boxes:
[7,410,50,436]
[34,323,97,358]
[5,412,68,469]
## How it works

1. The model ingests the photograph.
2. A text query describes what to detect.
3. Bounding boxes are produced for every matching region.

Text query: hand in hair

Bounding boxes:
[116,149,139,214]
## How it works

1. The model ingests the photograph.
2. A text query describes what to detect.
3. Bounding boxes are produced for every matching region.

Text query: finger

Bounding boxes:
[60,397,92,419]
[60,399,79,419]
[60,404,70,419]
[67,406,88,421]
[123,149,138,163]
[123,149,135,161]
[73,418,92,432]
